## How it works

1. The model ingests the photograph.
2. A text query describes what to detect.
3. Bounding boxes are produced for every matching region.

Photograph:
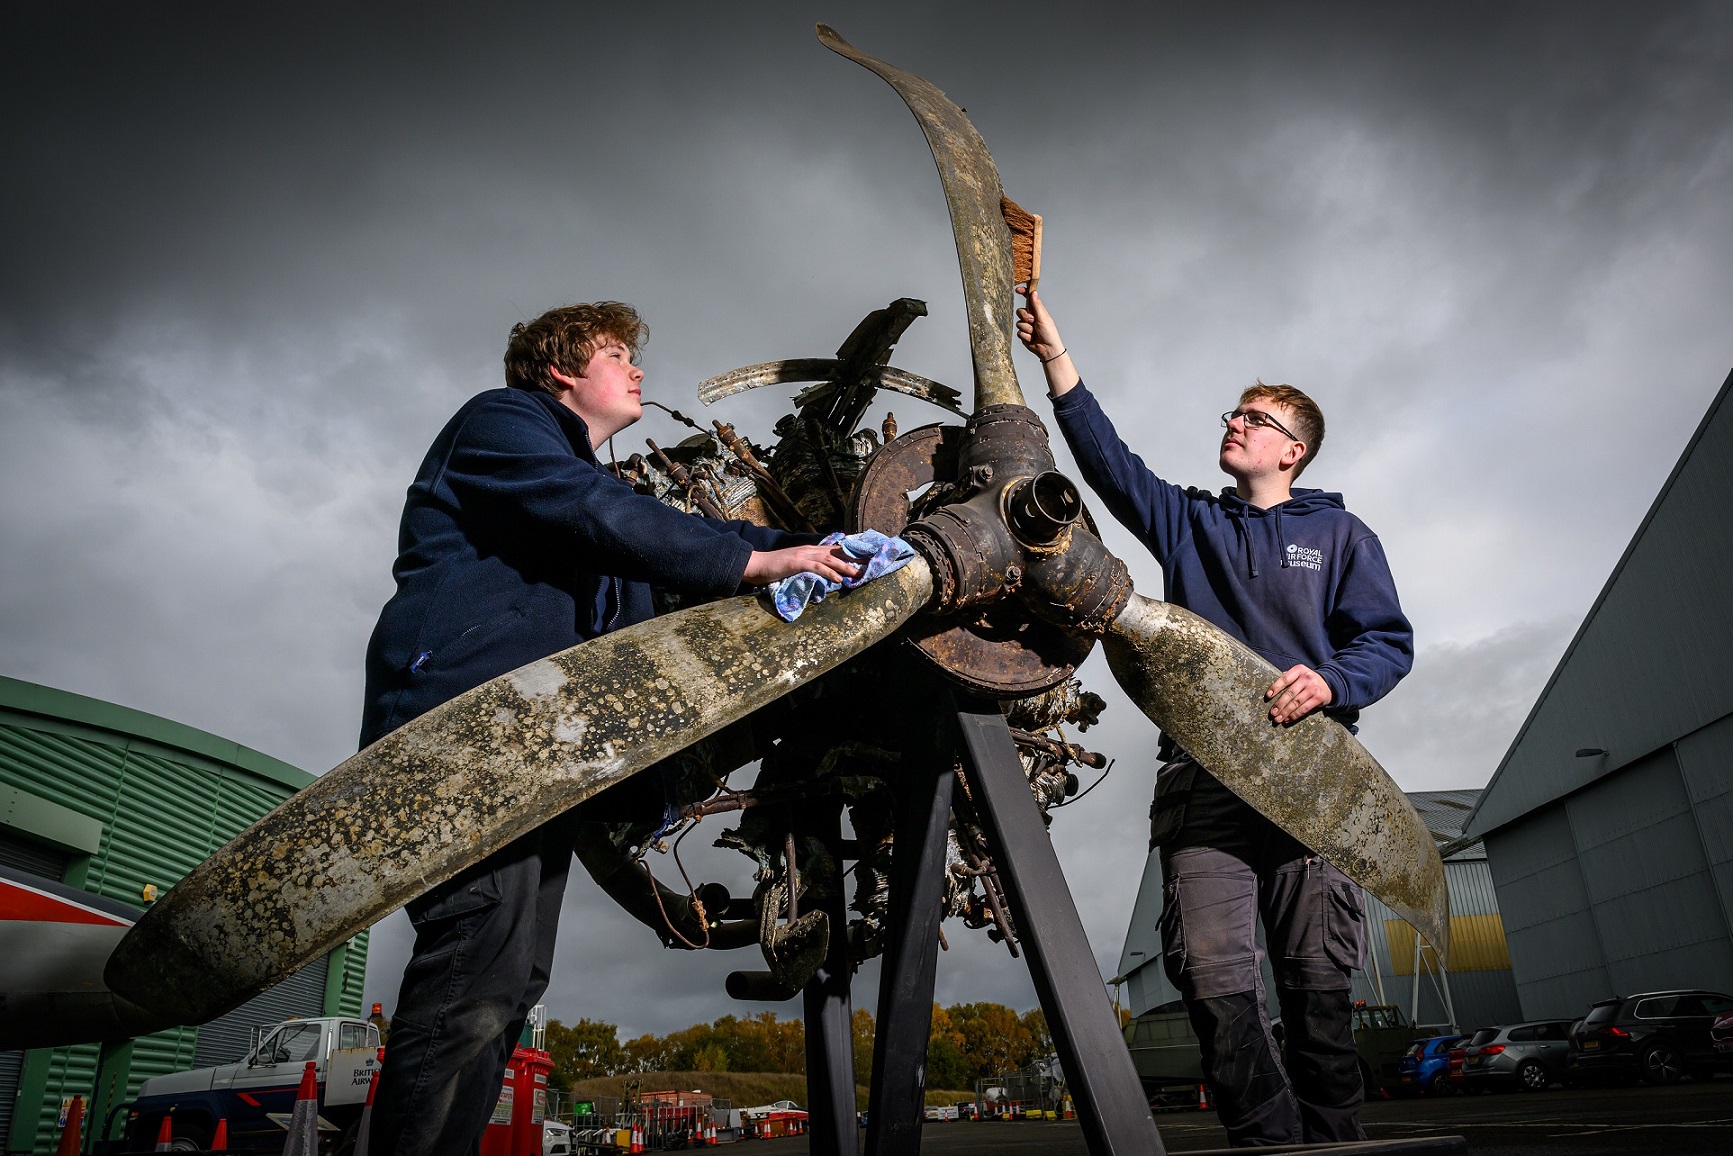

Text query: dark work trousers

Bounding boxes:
[1155,759,1368,1147]
[369,811,581,1156]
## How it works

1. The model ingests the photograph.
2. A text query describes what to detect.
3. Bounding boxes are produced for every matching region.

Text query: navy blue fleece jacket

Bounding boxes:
[361,388,803,747]
[1052,382,1412,727]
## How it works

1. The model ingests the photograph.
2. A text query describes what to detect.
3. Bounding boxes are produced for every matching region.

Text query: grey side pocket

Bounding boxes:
[1324,882,1368,971]
[1159,878,1187,986]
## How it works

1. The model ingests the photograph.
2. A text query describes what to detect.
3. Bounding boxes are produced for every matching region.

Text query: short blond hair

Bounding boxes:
[1241,381,1324,476]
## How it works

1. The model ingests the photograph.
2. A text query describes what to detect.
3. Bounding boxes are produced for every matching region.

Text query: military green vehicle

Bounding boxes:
[1352,1003,1422,1095]
[1123,1002,1207,1109]
[1124,1000,1423,1106]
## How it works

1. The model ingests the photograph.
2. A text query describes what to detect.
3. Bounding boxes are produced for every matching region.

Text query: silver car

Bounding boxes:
[1461,1019,1575,1092]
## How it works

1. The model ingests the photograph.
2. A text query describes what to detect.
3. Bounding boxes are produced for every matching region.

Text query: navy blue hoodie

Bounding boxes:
[1052,382,1412,728]
[361,388,804,746]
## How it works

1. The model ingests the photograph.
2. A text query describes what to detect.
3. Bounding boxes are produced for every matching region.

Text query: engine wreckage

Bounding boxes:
[104,24,1451,1156]
[577,294,1115,999]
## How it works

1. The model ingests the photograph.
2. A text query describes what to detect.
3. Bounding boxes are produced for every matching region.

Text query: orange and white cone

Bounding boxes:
[630,1120,644,1154]
[351,1063,379,1156]
[284,1060,320,1156]
[153,1112,174,1152]
[1197,1082,1211,1111]
[211,1117,229,1152]
[55,1097,84,1156]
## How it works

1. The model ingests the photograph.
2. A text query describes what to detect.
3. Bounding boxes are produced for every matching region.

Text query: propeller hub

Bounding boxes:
[852,405,1132,695]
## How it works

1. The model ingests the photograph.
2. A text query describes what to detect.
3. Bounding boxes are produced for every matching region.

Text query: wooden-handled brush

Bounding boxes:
[1001,195,1043,295]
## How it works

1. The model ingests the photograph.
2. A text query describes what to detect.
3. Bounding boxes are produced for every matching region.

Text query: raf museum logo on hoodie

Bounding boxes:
[1286,543,1324,571]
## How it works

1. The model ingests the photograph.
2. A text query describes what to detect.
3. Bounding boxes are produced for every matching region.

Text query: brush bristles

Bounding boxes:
[1001,196,1043,292]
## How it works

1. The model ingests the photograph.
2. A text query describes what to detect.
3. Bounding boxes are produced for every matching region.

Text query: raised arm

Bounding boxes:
[1016,287,1080,397]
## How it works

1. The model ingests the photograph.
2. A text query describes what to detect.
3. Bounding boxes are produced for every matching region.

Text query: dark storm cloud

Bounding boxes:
[3,2,1730,1030]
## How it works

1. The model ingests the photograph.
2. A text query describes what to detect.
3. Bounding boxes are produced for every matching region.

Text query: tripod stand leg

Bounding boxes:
[801,802,857,1156]
[865,763,957,1155]
[953,695,1164,1156]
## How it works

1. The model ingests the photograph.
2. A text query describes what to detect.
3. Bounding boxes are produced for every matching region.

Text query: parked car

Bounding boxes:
[1713,1009,1733,1054]
[1446,1038,1471,1089]
[1460,1020,1574,1092]
[1570,989,1733,1084]
[1397,1034,1465,1095]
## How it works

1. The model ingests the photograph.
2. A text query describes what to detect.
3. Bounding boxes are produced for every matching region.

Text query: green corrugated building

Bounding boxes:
[0,676,368,1154]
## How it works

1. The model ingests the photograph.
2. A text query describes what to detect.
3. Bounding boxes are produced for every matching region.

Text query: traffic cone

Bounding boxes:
[1197,1082,1211,1111]
[283,1060,320,1156]
[54,1096,83,1156]
[211,1117,229,1153]
[153,1112,174,1151]
[351,1063,379,1156]
[630,1120,643,1154]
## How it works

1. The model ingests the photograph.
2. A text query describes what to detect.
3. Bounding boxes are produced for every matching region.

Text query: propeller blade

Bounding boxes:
[1102,592,1450,963]
[816,24,1025,412]
[105,560,934,1025]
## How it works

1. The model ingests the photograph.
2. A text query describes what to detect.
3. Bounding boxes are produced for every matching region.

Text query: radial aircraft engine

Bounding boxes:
[105,25,1445,1078]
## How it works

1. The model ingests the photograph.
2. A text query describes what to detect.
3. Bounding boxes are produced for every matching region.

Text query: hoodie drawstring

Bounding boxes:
[1233,510,1259,579]
[1231,503,1292,577]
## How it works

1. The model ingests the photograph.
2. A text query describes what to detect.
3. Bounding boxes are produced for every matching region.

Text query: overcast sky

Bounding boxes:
[4,3,1731,1037]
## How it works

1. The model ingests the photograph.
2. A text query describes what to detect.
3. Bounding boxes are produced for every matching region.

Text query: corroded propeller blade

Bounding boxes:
[1102,592,1450,963]
[697,358,963,415]
[106,560,935,1025]
[817,24,1025,411]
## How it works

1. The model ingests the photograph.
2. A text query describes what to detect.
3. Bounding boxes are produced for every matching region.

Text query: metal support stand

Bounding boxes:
[801,801,858,1156]
[865,761,956,1155]
[852,694,1467,1156]
[951,694,1165,1156]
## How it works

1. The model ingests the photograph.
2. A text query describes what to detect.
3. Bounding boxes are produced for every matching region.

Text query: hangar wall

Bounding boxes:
[1485,713,1733,1020]
[1466,367,1733,1023]
[0,676,369,1155]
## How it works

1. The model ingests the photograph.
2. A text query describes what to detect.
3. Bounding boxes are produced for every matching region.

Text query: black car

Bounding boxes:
[1569,989,1733,1084]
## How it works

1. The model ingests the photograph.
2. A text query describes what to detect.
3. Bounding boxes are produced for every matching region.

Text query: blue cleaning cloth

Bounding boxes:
[769,530,917,622]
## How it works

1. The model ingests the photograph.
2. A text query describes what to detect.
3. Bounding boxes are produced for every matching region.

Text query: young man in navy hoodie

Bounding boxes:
[1017,290,1412,1146]
[361,301,854,1156]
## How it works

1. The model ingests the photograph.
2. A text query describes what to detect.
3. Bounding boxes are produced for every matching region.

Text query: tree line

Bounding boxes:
[544,1002,1053,1092]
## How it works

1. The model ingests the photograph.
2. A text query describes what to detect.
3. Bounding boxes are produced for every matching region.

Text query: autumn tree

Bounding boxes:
[545,1018,624,1087]
[851,1008,875,1080]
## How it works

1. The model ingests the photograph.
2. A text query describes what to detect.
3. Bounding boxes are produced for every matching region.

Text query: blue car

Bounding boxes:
[1398,1033,1466,1095]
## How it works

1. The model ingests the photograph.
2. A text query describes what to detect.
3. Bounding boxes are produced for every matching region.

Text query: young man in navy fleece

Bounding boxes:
[1017,289,1412,1146]
[361,301,855,1156]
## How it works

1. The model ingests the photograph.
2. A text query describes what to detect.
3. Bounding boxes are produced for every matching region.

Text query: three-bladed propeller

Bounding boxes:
[105,24,1445,1030]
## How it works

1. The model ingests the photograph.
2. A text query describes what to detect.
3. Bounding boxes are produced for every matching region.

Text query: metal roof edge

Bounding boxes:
[1464,365,1733,838]
[0,673,314,792]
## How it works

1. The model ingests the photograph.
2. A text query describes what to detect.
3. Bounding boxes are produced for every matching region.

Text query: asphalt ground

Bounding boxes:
[736,1079,1733,1155]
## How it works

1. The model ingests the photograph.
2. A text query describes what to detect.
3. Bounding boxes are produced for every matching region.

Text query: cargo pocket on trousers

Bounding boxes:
[1323,882,1367,972]
[1159,879,1186,987]
[406,862,502,928]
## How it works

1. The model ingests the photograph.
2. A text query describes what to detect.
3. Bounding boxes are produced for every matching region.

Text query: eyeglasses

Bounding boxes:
[1221,408,1301,441]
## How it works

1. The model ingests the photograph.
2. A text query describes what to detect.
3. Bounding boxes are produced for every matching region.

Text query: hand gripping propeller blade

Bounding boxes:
[105,560,934,1025]
[1102,592,1450,963]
